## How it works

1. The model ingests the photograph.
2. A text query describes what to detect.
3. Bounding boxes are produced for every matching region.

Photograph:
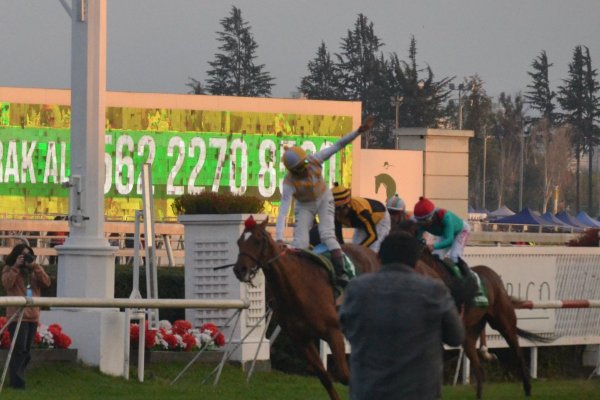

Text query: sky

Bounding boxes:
[0,0,599,102]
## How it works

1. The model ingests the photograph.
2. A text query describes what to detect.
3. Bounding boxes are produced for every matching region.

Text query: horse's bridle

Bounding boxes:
[238,230,290,285]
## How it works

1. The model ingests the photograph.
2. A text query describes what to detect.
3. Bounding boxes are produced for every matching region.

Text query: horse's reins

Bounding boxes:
[214,227,291,286]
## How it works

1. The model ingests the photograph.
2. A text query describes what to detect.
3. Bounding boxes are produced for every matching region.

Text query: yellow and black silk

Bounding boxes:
[335,197,387,248]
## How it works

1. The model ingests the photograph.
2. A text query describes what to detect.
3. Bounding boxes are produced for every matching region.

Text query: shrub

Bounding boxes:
[172,191,265,215]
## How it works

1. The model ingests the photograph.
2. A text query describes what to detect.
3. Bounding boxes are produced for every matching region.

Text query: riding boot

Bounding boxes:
[330,249,349,288]
[442,257,462,279]
[457,258,488,307]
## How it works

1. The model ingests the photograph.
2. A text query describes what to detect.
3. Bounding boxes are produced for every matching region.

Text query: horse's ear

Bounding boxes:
[260,217,269,227]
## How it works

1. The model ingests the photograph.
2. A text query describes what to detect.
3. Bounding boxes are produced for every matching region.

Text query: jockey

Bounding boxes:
[275,116,375,286]
[413,196,488,307]
[386,193,411,227]
[331,183,391,252]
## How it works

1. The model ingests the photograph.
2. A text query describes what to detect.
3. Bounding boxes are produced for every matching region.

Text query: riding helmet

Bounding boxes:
[413,196,436,220]
[386,194,406,211]
[331,182,351,207]
[282,146,307,171]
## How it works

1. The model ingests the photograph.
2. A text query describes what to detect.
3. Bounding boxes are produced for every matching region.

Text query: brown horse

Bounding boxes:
[232,216,379,400]
[395,220,552,399]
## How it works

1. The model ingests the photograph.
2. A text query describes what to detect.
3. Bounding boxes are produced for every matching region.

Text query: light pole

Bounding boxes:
[390,96,404,149]
[482,133,491,210]
[519,126,530,211]
[449,83,465,130]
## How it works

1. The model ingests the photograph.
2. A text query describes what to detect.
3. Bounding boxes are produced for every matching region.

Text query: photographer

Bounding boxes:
[1,243,51,390]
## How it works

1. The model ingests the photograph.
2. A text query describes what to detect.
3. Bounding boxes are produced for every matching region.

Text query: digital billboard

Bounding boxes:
[0,94,358,221]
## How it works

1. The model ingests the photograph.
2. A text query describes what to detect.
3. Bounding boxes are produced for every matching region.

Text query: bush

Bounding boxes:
[172,191,265,215]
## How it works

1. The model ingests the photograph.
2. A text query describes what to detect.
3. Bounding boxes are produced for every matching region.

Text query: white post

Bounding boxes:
[48,0,123,375]
[530,347,538,378]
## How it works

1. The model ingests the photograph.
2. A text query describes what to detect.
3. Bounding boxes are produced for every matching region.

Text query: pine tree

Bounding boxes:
[204,6,274,97]
[298,42,343,100]
[525,51,557,125]
[558,45,598,211]
[335,14,390,147]
[388,36,452,128]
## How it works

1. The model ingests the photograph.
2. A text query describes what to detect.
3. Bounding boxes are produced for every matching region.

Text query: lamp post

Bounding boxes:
[390,95,404,149]
[482,133,491,210]
[449,83,465,130]
[519,126,530,211]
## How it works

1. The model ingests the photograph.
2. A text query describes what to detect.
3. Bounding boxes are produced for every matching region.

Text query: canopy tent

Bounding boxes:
[540,212,582,231]
[575,211,600,228]
[494,208,554,226]
[488,205,515,220]
[556,211,590,229]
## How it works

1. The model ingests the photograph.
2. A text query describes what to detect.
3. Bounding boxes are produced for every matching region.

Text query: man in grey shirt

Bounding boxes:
[340,231,465,400]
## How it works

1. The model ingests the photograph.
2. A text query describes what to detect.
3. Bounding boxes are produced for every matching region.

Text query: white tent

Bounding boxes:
[488,205,515,220]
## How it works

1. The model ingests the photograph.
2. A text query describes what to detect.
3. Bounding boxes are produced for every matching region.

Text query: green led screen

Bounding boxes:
[0,101,355,220]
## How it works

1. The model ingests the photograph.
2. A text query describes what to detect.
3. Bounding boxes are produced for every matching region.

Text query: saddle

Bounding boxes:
[300,244,357,297]
[433,255,488,308]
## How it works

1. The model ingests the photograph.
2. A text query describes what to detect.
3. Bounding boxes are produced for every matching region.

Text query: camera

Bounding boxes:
[23,253,34,264]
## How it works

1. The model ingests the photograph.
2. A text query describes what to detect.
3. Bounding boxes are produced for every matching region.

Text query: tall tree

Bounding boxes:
[388,36,452,128]
[461,76,494,209]
[298,42,343,100]
[335,14,390,147]
[525,51,558,125]
[558,45,600,212]
[530,119,574,212]
[203,6,274,97]
[489,93,525,209]
[582,47,600,211]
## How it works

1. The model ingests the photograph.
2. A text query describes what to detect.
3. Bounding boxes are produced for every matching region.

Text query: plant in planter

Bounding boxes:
[172,191,265,215]
[175,191,271,366]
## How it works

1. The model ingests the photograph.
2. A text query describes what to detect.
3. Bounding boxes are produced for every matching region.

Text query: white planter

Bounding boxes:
[179,214,269,367]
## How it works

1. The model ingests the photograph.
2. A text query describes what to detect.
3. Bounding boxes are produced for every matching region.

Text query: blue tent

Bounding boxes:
[494,207,554,226]
[541,212,571,226]
[541,212,582,231]
[556,211,589,229]
[576,211,600,228]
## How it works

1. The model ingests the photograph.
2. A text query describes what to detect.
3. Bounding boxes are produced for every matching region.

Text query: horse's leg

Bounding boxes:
[477,326,497,362]
[301,341,342,400]
[463,324,486,400]
[325,328,350,385]
[489,314,532,397]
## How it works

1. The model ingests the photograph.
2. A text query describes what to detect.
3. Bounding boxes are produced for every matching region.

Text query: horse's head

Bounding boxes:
[233,216,271,284]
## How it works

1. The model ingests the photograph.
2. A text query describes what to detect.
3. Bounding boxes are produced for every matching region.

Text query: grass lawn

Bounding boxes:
[0,362,598,399]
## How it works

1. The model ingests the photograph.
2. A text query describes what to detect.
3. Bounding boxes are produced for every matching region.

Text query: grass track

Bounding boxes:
[0,362,598,399]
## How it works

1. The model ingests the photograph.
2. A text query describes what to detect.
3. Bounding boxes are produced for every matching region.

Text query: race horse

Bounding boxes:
[395,220,552,399]
[232,216,380,400]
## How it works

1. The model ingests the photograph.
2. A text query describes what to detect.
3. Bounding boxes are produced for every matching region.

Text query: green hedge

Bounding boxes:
[0,264,185,322]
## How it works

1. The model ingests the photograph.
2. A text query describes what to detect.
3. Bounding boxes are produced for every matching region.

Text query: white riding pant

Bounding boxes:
[352,210,391,252]
[432,221,470,262]
[292,190,341,251]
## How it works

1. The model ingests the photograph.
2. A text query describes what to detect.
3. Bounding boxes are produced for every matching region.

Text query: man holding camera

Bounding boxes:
[2,243,51,390]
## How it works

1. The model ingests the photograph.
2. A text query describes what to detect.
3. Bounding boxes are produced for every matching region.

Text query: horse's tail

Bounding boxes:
[516,327,555,344]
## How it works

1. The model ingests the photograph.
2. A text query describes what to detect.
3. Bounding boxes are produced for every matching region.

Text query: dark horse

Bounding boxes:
[232,216,380,400]
[396,220,552,399]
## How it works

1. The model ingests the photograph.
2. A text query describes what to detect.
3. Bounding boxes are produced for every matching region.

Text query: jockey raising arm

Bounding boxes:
[331,183,391,252]
[275,116,375,285]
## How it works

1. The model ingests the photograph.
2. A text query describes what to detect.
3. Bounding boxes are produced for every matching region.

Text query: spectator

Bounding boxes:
[340,231,464,400]
[1,243,51,390]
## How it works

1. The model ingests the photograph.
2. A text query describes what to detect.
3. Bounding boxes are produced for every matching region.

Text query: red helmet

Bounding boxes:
[413,196,435,220]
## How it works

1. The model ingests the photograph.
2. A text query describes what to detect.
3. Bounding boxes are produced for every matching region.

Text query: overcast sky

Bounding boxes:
[1,0,599,103]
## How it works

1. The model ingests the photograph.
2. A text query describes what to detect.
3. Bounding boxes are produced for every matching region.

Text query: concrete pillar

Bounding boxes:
[395,128,474,219]
[48,0,123,375]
